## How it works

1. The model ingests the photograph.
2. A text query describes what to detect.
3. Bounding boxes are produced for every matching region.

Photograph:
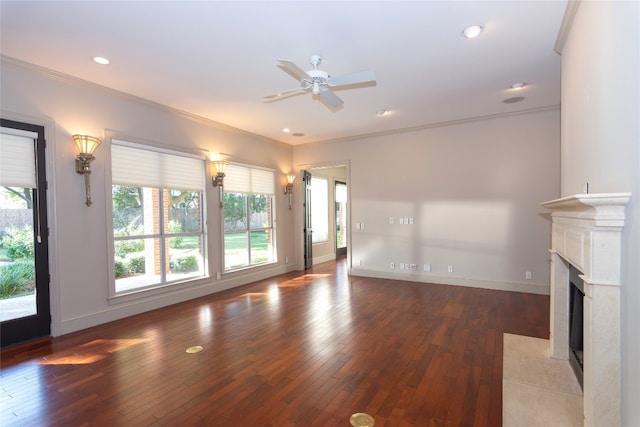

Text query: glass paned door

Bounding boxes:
[0,119,50,348]
[335,181,347,256]
[302,170,312,269]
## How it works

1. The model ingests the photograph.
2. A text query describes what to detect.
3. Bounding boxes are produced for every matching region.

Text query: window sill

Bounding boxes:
[108,275,210,305]
[223,261,277,276]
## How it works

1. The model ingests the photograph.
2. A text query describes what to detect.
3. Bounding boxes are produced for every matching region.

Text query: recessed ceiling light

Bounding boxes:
[282,128,290,133]
[503,96,525,104]
[376,109,391,116]
[462,25,484,39]
[510,82,526,90]
[92,56,110,65]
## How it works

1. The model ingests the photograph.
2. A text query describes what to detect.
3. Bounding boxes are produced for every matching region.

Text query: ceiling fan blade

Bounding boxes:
[328,69,376,87]
[264,87,306,100]
[277,59,310,81]
[318,89,344,108]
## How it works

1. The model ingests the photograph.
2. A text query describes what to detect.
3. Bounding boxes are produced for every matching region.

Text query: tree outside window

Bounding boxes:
[111,141,206,294]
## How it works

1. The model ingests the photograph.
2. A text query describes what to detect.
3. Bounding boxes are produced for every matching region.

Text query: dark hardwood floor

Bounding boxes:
[1,258,549,426]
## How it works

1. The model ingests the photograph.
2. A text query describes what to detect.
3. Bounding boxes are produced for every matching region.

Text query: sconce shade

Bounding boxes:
[211,160,228,208]
[213,160,228,175]
[284,173,295,210]
[73,135,102,155]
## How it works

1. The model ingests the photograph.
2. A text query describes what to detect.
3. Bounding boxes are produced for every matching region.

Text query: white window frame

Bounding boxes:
[108,138,208,298]
[222,162,276,272]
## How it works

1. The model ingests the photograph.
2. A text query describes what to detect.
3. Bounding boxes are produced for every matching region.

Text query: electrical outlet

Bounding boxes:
[389,217,394,224]
[390,262,395,269]
[410,264,417,271]
[525,271,532,280]
[409,218,414,225]
[448,265,454,273]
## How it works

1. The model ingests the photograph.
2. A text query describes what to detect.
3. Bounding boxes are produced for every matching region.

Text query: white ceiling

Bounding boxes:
[0,1,566,145]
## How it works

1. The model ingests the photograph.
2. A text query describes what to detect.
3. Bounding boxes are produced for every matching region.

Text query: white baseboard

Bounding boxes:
[349,268,550,295]
[313,253,336,265]
[58,264,291,336]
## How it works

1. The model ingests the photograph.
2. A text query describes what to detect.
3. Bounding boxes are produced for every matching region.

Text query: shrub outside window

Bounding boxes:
[111,141,206,294]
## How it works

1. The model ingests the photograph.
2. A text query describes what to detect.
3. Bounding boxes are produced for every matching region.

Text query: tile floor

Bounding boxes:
[503,333,583,426]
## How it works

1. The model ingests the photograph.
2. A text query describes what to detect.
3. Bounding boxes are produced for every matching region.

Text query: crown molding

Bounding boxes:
[303,105,561,147]
[2,54,560,150]
[554,0,581,54]
[0,55,289,150]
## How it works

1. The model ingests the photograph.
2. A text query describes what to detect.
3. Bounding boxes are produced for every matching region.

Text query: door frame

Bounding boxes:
[295,161,351,271]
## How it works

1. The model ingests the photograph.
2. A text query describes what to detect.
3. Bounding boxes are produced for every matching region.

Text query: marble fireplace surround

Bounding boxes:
[541,193,631,427]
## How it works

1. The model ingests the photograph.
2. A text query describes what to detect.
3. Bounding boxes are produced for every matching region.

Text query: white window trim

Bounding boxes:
[105,135,208,301]
[221,161,277,273]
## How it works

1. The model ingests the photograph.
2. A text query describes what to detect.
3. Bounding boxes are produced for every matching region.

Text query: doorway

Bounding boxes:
[0,119,50,347]
[301,166,348,268]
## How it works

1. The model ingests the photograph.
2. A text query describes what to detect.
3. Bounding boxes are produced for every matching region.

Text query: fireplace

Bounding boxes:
[568,265,584,389]
[542,193,630,427]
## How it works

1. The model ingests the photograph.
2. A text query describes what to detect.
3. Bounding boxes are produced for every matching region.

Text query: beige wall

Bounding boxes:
[294,108,560,294]
[559,1,640,424]
[1,58,296,335]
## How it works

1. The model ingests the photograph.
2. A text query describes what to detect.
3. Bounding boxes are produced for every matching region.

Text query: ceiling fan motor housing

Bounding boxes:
[304,69,330,94]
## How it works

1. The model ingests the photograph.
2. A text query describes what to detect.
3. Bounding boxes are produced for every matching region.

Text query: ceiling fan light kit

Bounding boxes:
[265,54,376,109]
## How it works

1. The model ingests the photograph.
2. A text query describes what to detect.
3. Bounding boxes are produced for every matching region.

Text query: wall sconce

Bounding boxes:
[284,174,295,210]
[73,134,102,207]
[211,160,228,207]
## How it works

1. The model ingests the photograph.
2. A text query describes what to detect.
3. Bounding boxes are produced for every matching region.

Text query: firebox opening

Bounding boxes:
[569,264,584,390]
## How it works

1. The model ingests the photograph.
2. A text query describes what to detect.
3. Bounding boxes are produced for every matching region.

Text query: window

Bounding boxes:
[111,141,206,294]
[0,129,38,320]
[311,176,328,243]
[223,164,275,271]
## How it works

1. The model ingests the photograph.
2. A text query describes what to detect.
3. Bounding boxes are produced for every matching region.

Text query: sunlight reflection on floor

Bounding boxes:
[38,339,148,365]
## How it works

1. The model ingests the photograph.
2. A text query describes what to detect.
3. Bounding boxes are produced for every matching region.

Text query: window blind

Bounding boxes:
[224,163,274,195]
[0,130,37,188]
[112,141,205,191]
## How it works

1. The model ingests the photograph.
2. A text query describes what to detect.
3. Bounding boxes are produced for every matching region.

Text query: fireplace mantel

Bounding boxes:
[541,192,630,227]
[542,192,630,427]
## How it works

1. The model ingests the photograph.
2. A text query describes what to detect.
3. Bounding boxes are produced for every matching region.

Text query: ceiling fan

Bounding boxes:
[265,54,376,109]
